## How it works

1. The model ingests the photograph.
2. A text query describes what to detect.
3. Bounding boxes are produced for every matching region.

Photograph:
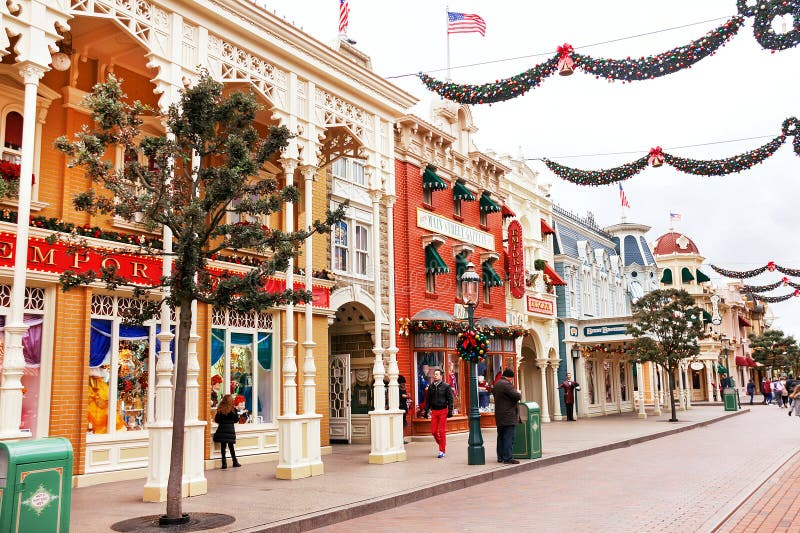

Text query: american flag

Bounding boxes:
[447,11,486,36]
[670,212,682,222]
[619,183,630,208]
[339,0,349,34]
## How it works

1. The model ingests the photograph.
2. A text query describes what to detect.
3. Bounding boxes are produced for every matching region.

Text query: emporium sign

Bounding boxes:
[526,296,554,316]
[417,209,494,251]
[507,220,525,299]
[0,233,330,307]
[584,324,628,337]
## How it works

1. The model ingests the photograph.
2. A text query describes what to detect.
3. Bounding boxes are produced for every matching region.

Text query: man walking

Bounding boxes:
[762,377,772,405]
[424,368,453,458]
[746,379,756,405]
[493,368,522,465]
[558,372,580,421]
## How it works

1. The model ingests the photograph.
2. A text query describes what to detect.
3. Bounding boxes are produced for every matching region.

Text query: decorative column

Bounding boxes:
[550,360,563,421]
[575,353,588,418]
[636,362,647,419]
[650,363,661,416]
[382,194,405,461]
[0,64,45,438]
[300,164,323,476]
[705,361,714,402]
[276,155,305,479]
[537,360,551,423]
[182,297,207,494]
[684,365,693,409]
[368,187,390,464]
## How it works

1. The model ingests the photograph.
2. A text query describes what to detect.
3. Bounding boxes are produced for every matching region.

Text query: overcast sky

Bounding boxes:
[261,0,800,337]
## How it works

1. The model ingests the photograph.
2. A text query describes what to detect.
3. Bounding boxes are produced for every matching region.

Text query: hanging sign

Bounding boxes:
[526,296,554,316]
[507,220,525,299]
[584,324,628,337]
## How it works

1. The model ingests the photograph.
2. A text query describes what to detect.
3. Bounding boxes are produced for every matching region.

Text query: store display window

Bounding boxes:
[413,332,463,416]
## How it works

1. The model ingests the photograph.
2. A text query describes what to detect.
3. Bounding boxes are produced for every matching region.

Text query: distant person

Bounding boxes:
[790,384,800,417]
[762,378,772,405]
[213,394,241,469]
[424,368,453,458]
[746,379,756,405]
[397,375,409,429]
[493,368,522,465]
[558,373,580,421]
[772,378,785,407]
[781,375,790,408]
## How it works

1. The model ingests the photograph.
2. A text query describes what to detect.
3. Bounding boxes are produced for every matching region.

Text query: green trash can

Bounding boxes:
[723,387,738,411]
[0,437,73,533]
[513,402,542,460]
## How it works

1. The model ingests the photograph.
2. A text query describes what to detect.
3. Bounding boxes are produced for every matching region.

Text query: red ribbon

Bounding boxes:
[648,146,665,166]
[783,276,790,285]
[767,261,776,272]
[795,289,800,297]
[557,43,574,59]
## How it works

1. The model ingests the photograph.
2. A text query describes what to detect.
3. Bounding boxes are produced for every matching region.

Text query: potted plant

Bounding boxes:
[534,259,546,271]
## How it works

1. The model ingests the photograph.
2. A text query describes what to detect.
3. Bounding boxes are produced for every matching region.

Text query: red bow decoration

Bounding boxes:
[767,261,776,272]
[783,276,790,286]
[795,289,800,297]
[557,43,574,59]
[461,330,477,350]
[648,146,665,167]
[556,43,575,75]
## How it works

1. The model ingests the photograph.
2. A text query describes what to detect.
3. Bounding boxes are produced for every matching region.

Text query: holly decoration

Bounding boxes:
[543,117,799,185]
[457,329,489,362]
[419,3,800,105]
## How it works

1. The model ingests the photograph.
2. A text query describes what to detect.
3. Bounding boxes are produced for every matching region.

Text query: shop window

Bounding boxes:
[210,308,274,424]
[619,363,628,401]
[354,225,368,276]
[586,360,596,404]
[413,333,462,415]
[332,212,372,279]
[333,220,348,271]
[332,157,366,187]
[603,361,614,403]
[2,111,22,162]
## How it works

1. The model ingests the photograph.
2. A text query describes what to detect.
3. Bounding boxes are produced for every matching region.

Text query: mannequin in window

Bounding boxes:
[211,374,222,408]
[87,365,126,433]
[478,375,490,411]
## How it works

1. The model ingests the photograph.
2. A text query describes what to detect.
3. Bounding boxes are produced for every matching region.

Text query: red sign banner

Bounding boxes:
[526,296,554,316]
[507,220,525,299]
[0,232,330,308]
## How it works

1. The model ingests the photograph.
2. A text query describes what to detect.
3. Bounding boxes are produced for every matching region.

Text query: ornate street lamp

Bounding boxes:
[461,262,485,465]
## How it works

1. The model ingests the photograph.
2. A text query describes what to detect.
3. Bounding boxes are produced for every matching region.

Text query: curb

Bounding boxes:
[242,409,749,533]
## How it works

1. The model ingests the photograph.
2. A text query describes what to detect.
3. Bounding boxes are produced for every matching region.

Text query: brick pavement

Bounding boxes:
[312,404,800,533]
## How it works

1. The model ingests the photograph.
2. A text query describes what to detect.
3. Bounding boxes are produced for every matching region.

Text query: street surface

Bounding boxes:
[313,404,800,533]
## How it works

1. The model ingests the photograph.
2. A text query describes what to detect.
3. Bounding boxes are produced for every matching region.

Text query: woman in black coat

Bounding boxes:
[213,394,241,468]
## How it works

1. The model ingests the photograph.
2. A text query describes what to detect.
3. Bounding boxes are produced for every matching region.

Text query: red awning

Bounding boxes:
[738,315,752,328]
[543,263,567,286]
[501,204,516,218]
[746,357,756,367]
[540,218,555,235]
[735,356,748,366]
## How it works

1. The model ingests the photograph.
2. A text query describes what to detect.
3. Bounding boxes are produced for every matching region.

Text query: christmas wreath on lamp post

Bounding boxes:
[457,329,488,362]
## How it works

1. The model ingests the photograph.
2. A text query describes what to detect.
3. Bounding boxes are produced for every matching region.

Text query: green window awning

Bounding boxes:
[696,269,711,283]
[452,180,475,201]
[681,267,695,283]
[425,245,450,275]
[660,268,673,284]
[455,252,468,280]
[482,261,503,287]
[479,192,501,213]
[422,165,448,191]
[702,310,713,323]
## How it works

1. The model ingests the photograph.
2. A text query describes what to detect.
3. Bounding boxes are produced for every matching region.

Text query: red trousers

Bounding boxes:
[430,408,448,453]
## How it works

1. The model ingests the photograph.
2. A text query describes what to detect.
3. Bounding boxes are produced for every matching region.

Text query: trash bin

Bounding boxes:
[513,402,542,460]
[0,437,72,533]
[723,387,738,411]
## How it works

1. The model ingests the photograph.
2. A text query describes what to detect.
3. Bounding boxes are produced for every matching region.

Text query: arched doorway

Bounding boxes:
[518,335,540,408]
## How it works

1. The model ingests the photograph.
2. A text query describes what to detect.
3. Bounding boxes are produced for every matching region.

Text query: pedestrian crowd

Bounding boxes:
[757,375,800,417]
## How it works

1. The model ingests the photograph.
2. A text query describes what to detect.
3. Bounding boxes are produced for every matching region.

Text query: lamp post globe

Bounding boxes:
[460,263,485,465]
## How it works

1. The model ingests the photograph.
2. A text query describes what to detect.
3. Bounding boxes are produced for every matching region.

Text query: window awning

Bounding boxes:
[422,165,448,191]
[455,252,468,280]
[479,192,501,213]
[540,218,555,235]
[661,268,673,284]
[425,245,450,275]
[702,310,712,323]
[696,269,711,283]
[452,180,475,201]
[746,356,756,367]
[481,261,503,287]
[543,262,567,286]
[738,315,752,328]
[501,204,516,218]
[735,355,748,366]
[681,267,695,283]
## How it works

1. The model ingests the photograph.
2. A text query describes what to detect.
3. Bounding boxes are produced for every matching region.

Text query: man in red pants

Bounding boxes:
[424,368,454,458]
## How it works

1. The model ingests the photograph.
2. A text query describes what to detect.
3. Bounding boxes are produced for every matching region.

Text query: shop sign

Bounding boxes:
[507,220,525,299]
[584,324,628,337]
[526,296,554,316]
[690,361,705,371]
[0,232,330,308]
[569,326,579,337]
[417,209,494,251]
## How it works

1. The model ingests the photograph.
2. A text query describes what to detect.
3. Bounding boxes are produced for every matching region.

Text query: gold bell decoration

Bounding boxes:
[648,146,665,168]
[557,43,575,76]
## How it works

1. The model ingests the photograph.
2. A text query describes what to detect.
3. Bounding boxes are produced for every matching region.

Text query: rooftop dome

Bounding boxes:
[653,232,700,256]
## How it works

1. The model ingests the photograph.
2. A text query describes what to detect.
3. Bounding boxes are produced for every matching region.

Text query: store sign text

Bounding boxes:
[417,209,494,251]
[584,324,628,337]
[507,220,525,299]
[526,296,554,315]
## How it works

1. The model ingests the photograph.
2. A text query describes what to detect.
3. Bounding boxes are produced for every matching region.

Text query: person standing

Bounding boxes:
[213,394,241,469]
[558,372,580,421]
[424,368,453,458]
[781,375,790,408]
[762,378,772,405]
[494,368,522,465]
[746,379,756,405]
[772,378,785,407]
[397,375,409,429]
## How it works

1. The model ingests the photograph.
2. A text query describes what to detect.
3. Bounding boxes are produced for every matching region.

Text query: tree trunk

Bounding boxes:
[667,365,678,422]
[164,298,192,520]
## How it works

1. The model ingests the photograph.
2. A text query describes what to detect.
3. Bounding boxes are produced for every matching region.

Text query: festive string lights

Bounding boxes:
[542,117,799,185]
[419,2,800,104]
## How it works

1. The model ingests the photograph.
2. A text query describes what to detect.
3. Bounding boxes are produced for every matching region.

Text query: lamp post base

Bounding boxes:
[467,359,486,465]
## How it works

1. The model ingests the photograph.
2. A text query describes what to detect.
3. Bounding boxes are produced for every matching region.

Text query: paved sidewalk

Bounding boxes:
[70,406,747,532]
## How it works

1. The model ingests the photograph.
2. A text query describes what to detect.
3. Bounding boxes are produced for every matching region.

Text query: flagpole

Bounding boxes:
[446,6,451,81]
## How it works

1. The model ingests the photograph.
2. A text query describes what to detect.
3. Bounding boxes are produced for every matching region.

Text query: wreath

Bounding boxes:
[457,329,489,362]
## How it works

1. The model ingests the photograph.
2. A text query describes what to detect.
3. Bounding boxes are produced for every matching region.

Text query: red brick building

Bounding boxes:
[393,103,520,436]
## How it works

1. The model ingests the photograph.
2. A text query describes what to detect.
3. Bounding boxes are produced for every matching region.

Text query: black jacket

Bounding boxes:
[213,409,239,443]
[424,380,453,415]
[493,378,522,427]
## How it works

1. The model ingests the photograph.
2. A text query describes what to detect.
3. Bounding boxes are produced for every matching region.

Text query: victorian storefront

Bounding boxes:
[0,0,414,496]
[393,102,522,438]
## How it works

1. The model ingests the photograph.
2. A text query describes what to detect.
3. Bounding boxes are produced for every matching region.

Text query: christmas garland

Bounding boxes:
[404,319,525,339]
[712,262,800,279]
[751,290,800,303]
[456,329,489,362]
[419,1,800,104]
[742,277,800,292]
[543,117,799,185]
